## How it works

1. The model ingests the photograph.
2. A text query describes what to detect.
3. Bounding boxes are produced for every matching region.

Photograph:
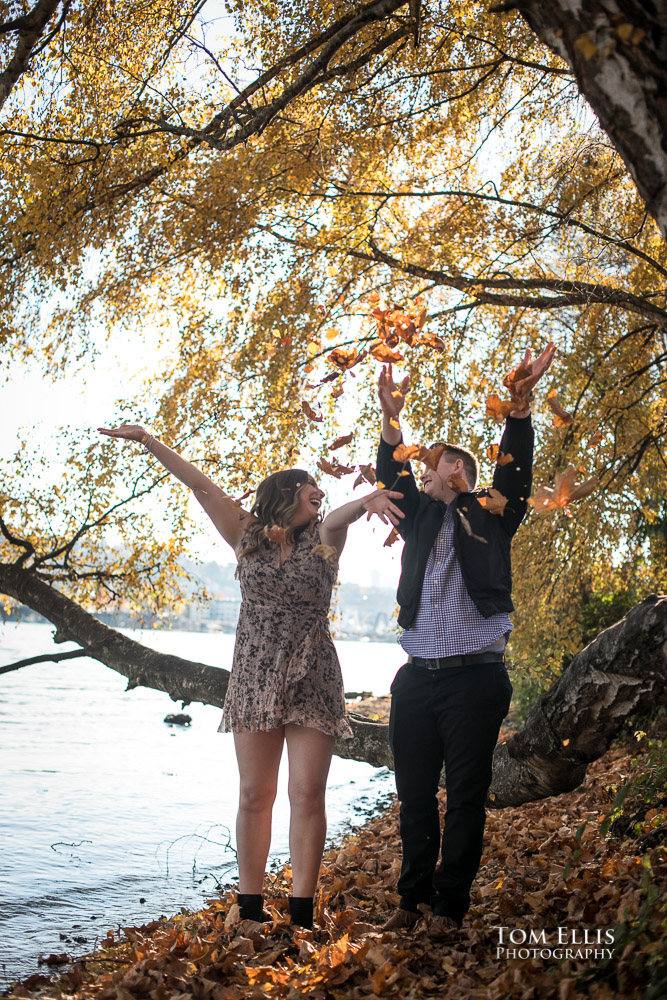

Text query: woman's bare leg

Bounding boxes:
[285,724,335,897]
[234,728,285,893]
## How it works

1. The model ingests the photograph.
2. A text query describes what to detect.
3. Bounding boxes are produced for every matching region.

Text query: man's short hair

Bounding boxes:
[430,442,480,489]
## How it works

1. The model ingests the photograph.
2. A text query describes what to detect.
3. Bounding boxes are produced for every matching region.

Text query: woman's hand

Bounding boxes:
[98,424,148,442]
[362,489,405,526]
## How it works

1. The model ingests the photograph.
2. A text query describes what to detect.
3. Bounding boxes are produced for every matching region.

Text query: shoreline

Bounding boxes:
[6,723,666,999]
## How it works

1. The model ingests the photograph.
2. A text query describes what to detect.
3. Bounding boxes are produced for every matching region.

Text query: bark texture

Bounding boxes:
[517,0,667,244]
[2,562,666,806]
[488,594,667,806]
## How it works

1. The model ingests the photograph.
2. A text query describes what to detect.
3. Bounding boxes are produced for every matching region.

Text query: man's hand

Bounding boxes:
[362,489,405,526]
[378,364,410,418]
[509,342,557,415]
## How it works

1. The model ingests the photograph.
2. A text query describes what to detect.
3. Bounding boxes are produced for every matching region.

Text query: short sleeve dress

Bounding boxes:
[218,525,353,739]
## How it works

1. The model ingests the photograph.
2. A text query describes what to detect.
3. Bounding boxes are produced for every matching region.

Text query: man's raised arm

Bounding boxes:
[376,364,421,538]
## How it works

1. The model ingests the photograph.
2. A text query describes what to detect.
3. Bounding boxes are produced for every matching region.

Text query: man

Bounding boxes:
[376,344,556,934]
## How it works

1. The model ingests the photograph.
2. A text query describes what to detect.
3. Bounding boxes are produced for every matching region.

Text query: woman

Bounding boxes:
[98,423,403,929]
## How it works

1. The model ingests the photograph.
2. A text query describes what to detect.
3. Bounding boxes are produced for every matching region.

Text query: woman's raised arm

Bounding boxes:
[98,424,252,554]
[319,489,404,556]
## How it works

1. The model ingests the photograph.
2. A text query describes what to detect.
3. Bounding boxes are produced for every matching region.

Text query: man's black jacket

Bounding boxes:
[376,416,534,629]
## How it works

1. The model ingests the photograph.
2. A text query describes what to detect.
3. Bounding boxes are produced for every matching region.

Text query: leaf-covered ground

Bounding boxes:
[6,716,667,1000]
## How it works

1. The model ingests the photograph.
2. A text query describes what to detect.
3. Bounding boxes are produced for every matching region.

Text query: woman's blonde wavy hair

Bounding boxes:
[238,469,320,560]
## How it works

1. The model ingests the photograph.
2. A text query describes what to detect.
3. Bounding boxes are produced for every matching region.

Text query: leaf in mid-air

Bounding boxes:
[392,443,421,463]
[477,488,508,515]
[529,465,597,515]
[329,433,354,450]
[311,543,338,566]
[447,472,469,494]
[301,401,323,422]
[383,527,399,547]
[264,524,286,543]
[419,444,445,471]
[547,389,574,428]
[485,394,515,422]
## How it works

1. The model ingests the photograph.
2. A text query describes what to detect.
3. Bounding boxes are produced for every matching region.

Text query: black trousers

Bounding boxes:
[388,660,512,925]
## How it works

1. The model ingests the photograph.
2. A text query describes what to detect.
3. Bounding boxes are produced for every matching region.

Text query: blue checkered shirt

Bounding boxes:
[399,501,512,657]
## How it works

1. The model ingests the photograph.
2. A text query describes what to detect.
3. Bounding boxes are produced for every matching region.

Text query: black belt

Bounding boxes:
[407,652,505,670]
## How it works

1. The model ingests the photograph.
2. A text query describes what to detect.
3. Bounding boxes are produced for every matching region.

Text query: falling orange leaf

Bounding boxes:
[529,465,597,515]
[311,544,338,567]
[328,347,362,370]
[356,463,376,486]
[393,444,421,463]
[389,418,400,429]
[423,376,434,389]
[485,394,516,422]
[370,342,404,364]
[329,433,354,451]
[264,524,286,543]
[477,488,509,515]
[301,401,323,422]
[325,328,339,340]
[419,444,445,471]
[419,332,446,353]
[383,527,399,547]
[368,291,380,304]
[447,472,469,494]
[331,384,344,399]
[317,457,355,479]
[588,430,604,448]
[487,446,514,466]
[547,389,574,428]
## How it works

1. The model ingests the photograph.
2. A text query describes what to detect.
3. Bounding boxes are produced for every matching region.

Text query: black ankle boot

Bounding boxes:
[289,895,314,930]
[238,892,264,921]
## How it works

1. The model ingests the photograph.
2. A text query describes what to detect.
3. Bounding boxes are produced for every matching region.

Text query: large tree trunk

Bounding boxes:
[516,0,667,243]
[1,563,665,804]
[488,594,667,805]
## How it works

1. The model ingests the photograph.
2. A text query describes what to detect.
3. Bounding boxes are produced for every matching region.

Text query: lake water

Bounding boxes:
[0,622,404,987]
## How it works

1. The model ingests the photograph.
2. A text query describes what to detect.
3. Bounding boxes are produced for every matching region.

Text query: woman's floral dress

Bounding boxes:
[218,526,353,739]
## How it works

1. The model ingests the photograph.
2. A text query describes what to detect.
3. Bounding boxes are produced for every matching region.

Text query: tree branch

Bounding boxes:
[0,0,63,111]
[0,647,88,675]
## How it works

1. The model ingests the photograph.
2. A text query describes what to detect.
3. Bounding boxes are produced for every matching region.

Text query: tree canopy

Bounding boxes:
[1,0,666,688]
